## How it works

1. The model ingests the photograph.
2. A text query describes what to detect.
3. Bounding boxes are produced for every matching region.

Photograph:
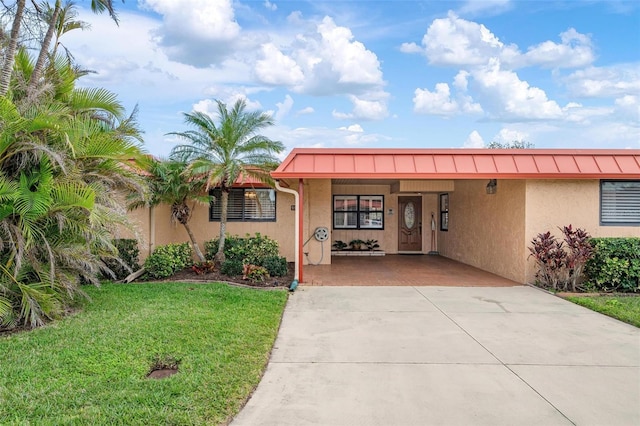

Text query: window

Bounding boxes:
[440,193,449,231]
[333,195,384,229]
[209,188,276,222]
[600,181,640,225]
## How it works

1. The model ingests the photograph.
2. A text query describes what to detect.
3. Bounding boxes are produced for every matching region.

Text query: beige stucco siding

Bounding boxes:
[130,190,296,262]
[524,179,640,283]
[303,179,332,265]
[332,184,398,254]
[438,180,527,283]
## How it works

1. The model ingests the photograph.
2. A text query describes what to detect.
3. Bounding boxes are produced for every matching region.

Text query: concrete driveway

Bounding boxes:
[232,286,640,426]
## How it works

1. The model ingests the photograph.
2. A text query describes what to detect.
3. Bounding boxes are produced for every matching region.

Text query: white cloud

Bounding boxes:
[471,59,563,120]
[193,92,263,117]
[413,83,459,115]
[296,106,315,115]
[405,13,593,70]
[255,43,304,85]
[614,95,640,122]
[492,128,530,145]
[399,42,422,54]
[264,1,277,11]
[339,124,364,132]
[333,95,389,120]
[419,12,518,67]
[140,0,241,67]
[274,94,294,121]
[564,64,640,97]
[463,130,485,148]
[522,28,594,69]
[413,80,482,116]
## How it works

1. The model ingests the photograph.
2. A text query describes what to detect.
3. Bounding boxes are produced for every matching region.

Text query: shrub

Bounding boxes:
[585,238,640,292]
[102,239,140,280]
[261,255,288,277]
[144,243,193,279]
[528,231,567,290]
[205,235,245,261]
[243,264,269,283]
[205,233,280,265]
[562,225,594,292]
[220,259,243,277]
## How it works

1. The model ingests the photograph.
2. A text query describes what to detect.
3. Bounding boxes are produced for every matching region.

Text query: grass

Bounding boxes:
[566,295,640,328]
[0,282,288,425]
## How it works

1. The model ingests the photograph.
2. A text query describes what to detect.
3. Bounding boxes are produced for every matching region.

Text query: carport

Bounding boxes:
[271,148,640,285]
[305,255,519,286]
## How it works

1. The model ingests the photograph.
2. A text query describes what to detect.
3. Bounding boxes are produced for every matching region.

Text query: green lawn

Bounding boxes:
[0,282,288,425]
[566,295,640,328]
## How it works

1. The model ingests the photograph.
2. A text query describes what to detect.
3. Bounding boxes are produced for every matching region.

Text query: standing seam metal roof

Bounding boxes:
[271,148,640,179]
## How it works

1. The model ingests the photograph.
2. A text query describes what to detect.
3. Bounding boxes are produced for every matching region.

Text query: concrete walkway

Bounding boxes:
[232,286,640,426]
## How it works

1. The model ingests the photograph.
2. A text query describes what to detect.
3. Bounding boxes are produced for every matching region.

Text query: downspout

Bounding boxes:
[274,180,300,290]
[149,205,156,257]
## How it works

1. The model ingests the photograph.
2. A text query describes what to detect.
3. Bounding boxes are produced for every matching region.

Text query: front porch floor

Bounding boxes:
[304,255,520,287]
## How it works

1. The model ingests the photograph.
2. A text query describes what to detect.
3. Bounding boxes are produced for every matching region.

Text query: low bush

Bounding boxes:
[101,239,140,280]
[585,238,640,292]
[205,233,280,265]
[220,259,243,277]
[529,225,594,291]
[261,255,288,277]
[144,243,193,279]
[243,264,269,283]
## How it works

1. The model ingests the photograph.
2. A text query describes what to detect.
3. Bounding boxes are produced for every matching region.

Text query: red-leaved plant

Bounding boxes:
[529,225,594,291]
[560,225,594,292]
[529,231,567,290]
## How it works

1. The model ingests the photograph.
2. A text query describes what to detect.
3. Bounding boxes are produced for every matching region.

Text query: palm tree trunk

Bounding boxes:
[182,222,206,263]
[214,189,229,264]
[28,0,61,95]
[0,0,26,96]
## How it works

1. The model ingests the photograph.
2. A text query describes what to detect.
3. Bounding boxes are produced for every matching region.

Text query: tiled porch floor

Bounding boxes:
[304,255,520,287]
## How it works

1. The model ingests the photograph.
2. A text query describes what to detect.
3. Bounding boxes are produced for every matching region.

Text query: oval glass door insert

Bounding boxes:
[404,202,415,229]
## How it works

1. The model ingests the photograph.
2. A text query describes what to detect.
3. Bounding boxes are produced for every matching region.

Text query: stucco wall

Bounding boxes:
[303,179,332,265]
[332,184,397,254]
[524,179,640,283]
[130,190,296,262]
[438,180,527,283]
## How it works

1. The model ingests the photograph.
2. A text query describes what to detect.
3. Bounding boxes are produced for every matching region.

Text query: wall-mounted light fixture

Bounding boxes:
[486,179,497,195]
[387,208,394,215]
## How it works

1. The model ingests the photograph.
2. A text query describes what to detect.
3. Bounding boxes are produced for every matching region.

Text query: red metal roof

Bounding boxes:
[272,148,640,179]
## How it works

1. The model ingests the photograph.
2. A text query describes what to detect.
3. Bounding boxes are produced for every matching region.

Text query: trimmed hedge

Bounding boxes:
[585,238,640,292]
[144,242,193,279]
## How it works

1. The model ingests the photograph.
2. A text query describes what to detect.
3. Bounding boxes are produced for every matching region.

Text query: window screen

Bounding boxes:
[601,181,640,225]
[210,188,276,222]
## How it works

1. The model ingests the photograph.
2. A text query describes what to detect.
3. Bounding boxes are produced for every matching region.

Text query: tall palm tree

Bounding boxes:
[1,0,121,98]
[0,56,148,330]
[169,99,284,264]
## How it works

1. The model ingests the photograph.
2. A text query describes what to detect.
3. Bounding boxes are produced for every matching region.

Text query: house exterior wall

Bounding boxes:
[129,190,297,262]
[331,184,398,254]
[438,180,527,283]
[303,179,332,265]
[524,179,640,284]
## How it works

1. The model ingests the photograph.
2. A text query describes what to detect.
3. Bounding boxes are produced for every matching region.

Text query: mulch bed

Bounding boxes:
[143,262,296,289]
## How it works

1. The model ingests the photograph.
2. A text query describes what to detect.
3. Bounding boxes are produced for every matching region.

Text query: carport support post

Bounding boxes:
[298,178,304,283]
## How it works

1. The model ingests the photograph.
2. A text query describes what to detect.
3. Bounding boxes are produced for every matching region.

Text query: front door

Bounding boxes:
[398,196,422,252]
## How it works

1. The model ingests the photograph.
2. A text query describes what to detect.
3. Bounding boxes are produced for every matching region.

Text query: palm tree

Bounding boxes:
[1,0,121,98]
[132,159,208,263]
[0,56,148,329]
[169,99,284,264]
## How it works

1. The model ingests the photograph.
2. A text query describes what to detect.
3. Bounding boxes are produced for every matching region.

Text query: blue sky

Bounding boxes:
[64,0,640,157]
